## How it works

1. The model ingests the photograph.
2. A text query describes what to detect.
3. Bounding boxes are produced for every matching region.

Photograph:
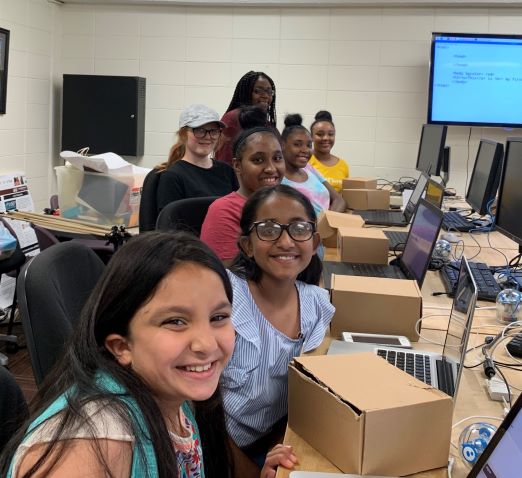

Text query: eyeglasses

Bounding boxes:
[192,127,222,139]
[253,86,274,97]
[248,220,315,242]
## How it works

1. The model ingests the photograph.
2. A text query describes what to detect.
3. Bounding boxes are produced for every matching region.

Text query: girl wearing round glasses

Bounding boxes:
[281,114,346,216]
[220,184,334,477]
[201,107,285,264]
[309,110,349,192]
[155,104,238,213]
[215,71,277,166]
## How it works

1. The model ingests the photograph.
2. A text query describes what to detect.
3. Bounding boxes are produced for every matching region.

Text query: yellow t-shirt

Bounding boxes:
[308,155,349,192]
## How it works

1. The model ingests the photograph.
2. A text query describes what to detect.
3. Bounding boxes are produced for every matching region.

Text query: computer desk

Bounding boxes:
[276,230,522,478]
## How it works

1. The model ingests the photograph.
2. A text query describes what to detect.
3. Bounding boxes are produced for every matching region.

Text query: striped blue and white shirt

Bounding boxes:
[221,270,335,448]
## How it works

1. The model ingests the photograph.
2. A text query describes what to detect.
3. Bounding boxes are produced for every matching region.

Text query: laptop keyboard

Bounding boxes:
[376,349,432,384]
[384,230,408,251]
[442,211,476,232]
[358,210,405,224]
[376,349,456,396]
[440,261,501,301]
[343,263,404,279]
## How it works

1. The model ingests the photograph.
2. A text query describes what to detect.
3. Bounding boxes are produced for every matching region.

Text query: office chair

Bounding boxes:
[156,196,218,237]
[0,219,27,366]
[17,242,105,386]
[31,223,114,264]
[139,168,161,233]
[0,365,28,451]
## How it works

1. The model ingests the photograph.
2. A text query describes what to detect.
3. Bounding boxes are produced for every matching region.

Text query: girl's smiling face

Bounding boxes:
[233,132,285,196]
[283,129,312,170]
[241,193,319,283]
[312,121,335,155]
[106,263,235,413]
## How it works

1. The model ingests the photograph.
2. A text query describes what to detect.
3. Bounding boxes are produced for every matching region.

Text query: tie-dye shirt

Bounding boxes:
[282,164,330,216]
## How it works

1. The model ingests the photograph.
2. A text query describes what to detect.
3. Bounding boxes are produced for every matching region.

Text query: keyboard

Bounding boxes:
[376,349,432,384]
[355,209,408,227]
[384,230,408,251]
[440,260,501,302]
[442,211,476,232]
[342,263,404,279]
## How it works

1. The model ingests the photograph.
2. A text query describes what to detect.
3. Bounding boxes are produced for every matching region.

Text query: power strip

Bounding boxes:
[486,377,510,401]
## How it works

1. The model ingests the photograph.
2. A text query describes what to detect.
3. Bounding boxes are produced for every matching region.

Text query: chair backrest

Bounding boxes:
[0,218,26,276]
[0,365,28,451]
[138,169,161,233]
[17,242,105,386]
[156,196,218,237]
[32,223,59,251]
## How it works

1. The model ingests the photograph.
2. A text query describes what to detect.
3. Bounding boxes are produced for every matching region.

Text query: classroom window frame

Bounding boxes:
[0,27,10,115]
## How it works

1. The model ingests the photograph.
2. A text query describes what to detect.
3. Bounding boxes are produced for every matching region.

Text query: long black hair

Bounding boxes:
[230,184,322,285]
[225,70,277,127]
[0,232,234,478]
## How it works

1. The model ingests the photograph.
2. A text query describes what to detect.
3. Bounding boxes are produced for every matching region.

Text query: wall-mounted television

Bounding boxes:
[428,33,522,128]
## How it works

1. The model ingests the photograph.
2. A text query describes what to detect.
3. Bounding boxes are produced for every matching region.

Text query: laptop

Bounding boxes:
[384,178,445,251]
[468,391,522,478]
[353,173,429,227]
[328,256,478,398]
[322,199,443,289]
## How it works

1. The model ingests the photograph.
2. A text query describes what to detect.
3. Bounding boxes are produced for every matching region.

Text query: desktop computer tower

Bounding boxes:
[61,74,146,156]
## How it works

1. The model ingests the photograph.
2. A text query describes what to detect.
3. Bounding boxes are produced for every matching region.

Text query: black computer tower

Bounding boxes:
[61,74,146,156]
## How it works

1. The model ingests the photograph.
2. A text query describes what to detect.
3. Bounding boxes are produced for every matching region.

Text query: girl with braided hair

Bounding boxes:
[215,71,277,166]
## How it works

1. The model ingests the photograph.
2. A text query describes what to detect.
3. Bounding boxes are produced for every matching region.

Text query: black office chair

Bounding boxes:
[31,223,114,264]
[139,168,161,233]
[17,242,105,386]
[0,365,28,451]
[156,196,218,237]
[0,219,27,366]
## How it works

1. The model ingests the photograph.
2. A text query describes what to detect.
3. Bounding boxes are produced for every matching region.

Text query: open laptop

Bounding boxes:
[468,391,522,478]
[329,256,477,398]
[353,173,428,227]
[384,177,445,251]
[323,199,443,289]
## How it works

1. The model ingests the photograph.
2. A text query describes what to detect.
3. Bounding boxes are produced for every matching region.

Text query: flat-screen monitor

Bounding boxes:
[466,139,504,216]
[496,137,522,247]
[415,124,447,177]
[428,33,522,127]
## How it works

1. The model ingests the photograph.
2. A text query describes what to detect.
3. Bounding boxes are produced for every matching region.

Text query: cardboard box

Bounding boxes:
[343,189,390,210]
[342,177,378,189]
[288,353,452,477]
[330,275,422,340]
[337,227,388,265]
[317,210,365,248]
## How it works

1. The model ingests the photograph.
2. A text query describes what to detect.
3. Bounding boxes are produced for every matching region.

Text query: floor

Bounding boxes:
[1,320,38,403]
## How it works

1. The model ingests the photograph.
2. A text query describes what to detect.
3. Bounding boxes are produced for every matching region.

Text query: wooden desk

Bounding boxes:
[276,234,522,478]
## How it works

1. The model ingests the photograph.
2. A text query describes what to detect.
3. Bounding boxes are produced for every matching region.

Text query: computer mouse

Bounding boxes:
[440,232,461,243]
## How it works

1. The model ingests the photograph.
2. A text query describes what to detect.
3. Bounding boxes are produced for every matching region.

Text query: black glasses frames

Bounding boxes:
[248,220,316,242]
[191,127,222,139]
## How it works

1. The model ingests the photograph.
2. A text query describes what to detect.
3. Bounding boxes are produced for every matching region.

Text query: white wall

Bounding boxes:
[0,0,59,211]
[2,3,522,209]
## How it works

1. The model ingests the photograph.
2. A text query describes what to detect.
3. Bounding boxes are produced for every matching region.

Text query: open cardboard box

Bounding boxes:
[337,227,388,264]
[288,353,452,477]
[317,210,365,248]
[330,274,422,341]
[343,189,390,210]
[342,177,378,189]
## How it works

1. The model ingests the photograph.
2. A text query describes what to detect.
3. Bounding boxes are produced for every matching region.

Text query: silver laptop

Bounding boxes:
[328,256,478,398]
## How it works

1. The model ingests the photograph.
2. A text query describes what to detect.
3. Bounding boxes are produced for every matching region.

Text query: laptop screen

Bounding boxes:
[441,257,477,392]
[469,392,522,478]
[401,199,443,286]
[404,173,429,219]
[425,179,444,208]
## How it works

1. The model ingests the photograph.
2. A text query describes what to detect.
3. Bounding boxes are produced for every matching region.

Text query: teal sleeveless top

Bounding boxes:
[7,372,204,478]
